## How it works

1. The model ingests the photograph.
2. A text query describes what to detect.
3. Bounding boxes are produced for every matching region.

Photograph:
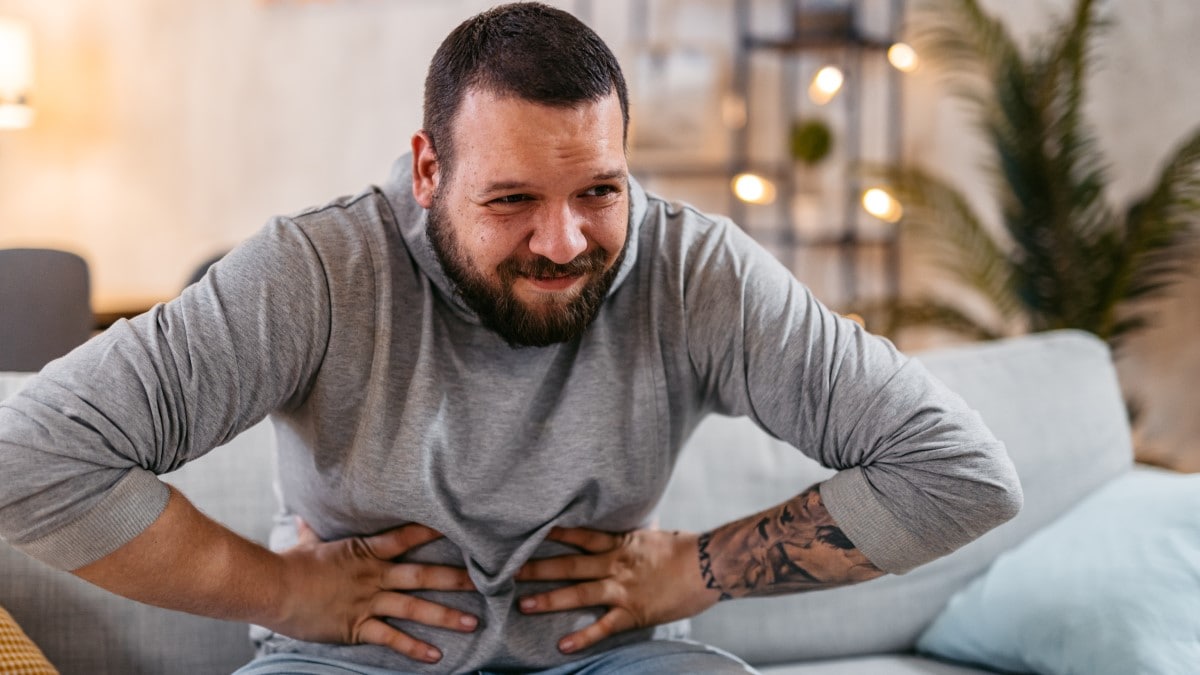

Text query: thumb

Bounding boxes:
[295,516,321,546]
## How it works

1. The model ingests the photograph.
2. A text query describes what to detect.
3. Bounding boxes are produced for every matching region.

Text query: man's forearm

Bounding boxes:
[697,484,883,600]
[74,485,290,624]
[74,486,480,662]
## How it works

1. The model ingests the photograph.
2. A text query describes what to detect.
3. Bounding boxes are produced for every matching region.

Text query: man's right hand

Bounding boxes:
[75,488,477,665]
[273,520,480,664]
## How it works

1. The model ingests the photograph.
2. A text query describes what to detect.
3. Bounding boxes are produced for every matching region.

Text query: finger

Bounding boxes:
[371,592,480,633]
[363,523,445,560]
[557,608,637,654]
[356,617,444,664]
[383,563,477,592]
[546,526,621,553]
[518,579,613,614]
[294,516,320,545]
[516,552,612,581]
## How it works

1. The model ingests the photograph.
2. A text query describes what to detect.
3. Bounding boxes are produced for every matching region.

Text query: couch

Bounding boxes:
[0,330,1169,674]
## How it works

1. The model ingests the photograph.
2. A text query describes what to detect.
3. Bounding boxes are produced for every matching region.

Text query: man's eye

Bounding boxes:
[584,185,619,198]
[493,194,530,205]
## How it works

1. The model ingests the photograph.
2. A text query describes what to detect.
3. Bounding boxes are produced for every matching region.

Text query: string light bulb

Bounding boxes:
[887,42,919,73]
[732,173,776,205]
[808,65,844,105]
[862,188,903,223]
[0,17,34,129]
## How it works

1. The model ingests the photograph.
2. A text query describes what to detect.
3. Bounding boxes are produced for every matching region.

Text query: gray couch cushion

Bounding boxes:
[0,369,277,675]
[656,330,1133,666]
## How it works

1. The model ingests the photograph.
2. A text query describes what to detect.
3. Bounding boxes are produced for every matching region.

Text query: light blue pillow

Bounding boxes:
[917,468,1200,675]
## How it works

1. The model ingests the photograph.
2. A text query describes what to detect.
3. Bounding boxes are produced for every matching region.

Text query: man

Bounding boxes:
[0,4,1022,674]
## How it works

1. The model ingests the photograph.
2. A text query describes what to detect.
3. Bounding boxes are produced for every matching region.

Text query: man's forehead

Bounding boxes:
[447,89,627,190]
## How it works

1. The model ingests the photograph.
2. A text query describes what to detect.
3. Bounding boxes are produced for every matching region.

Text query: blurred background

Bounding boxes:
[0,0,1195,468]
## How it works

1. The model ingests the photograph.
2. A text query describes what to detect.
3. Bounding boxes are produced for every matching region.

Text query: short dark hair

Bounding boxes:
[422,2,630,175]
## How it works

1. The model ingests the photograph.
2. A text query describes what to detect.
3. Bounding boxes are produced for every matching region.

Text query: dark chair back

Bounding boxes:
[0,248,93,371]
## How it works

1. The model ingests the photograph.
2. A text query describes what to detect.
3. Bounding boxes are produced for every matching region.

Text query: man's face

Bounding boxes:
[413,88,630,347]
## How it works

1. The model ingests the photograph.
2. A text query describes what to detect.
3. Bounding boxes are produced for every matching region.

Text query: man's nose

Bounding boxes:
[527,203,588,265]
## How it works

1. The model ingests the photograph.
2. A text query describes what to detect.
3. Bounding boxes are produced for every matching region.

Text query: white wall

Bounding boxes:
[0,0,632,305]
[0,0,1195,467]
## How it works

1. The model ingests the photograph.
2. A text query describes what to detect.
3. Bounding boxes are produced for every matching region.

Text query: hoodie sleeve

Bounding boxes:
[682,217,1022,574]
[0,217,330,570]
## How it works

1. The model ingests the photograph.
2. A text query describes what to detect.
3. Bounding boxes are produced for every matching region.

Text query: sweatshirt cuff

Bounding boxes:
[821,467,931,574]
[17,469,170,571]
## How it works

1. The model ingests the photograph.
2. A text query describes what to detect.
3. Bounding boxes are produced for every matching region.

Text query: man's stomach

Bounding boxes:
[254,524,669,673]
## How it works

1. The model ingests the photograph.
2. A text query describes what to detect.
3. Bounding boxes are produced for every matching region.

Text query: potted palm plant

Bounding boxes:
[866,0,1200,347]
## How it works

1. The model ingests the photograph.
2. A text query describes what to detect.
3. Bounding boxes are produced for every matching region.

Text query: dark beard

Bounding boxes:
[426,195,627,348]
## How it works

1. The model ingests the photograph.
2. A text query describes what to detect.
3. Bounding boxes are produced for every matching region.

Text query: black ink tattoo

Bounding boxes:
[816,525,856,550]
[780,505,795,525]
[698,485,884,599]
[756,517,771,541]
[697,531,733,601]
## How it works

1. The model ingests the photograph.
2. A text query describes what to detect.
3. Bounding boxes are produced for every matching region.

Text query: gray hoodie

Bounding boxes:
[0,157,1021,673]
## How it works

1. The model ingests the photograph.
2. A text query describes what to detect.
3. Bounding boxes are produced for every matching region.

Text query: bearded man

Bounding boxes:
[0,4,1021,674]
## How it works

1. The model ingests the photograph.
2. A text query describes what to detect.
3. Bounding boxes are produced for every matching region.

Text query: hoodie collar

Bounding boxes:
[379,154,646,323]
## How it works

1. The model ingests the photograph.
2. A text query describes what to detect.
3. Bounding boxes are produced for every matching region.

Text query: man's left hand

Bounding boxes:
[514,527,721,653]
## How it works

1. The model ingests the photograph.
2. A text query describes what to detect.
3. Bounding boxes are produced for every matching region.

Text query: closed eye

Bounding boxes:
[491,194,532,205]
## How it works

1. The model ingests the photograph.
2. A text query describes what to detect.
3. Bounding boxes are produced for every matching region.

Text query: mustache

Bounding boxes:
[499,248,609,279]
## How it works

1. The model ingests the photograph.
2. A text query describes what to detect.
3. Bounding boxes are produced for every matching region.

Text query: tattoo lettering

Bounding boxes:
[696,531,733,601]
[699,485,883,599]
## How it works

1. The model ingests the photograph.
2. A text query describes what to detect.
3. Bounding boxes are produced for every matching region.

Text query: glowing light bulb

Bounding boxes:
[732,173,776,205]
[808,65,844,105]
[887,42,919,73]
[862,188,903,223]
[0,17,34,130]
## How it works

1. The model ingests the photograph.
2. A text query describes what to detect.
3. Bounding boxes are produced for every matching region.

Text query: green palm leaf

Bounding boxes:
[1104,127,1200,339]
[871,0,1200,347]
[851,298,1005,343]
[865,164,1021,325]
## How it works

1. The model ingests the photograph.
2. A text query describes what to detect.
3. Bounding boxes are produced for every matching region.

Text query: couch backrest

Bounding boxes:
[655,329,1134,665]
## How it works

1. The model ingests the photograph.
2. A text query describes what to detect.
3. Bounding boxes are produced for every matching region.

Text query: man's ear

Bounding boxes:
[411,131,439,208]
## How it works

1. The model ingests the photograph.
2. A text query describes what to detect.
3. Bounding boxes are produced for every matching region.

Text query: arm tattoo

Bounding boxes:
[696,485,883,600]
[696,531,732,601]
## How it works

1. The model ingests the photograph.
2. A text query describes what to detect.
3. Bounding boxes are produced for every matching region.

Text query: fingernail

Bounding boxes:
[460,615,478,629]
[425,647,441,663]
[520,598,536,611]
[559,638,575,653]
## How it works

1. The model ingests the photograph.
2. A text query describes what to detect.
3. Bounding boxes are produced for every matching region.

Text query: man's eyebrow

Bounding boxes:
[482,180,533,193]
[480,170,628,195]
[592,169,628,183]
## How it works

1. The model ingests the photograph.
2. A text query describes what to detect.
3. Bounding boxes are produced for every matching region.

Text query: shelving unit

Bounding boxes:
[631,0,907,310]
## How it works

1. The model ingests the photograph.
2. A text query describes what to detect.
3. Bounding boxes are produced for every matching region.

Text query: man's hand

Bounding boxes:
[74,488,479,666]
[272,520,479,664]
[514,527,721,654]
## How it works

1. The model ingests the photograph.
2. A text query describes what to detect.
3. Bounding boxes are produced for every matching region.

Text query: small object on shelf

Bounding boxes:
[790,118,834,166]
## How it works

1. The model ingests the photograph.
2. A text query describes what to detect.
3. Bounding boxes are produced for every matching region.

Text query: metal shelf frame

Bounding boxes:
[729,0,906,307]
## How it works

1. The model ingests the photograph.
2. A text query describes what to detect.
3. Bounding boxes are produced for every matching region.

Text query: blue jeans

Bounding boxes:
[232,639,760,674]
